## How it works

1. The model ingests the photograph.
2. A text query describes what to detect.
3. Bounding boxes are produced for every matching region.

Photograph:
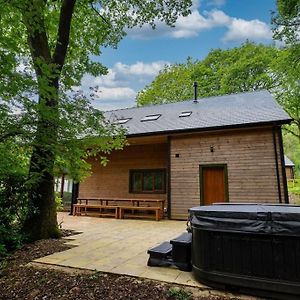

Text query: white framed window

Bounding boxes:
[141,114,161,122]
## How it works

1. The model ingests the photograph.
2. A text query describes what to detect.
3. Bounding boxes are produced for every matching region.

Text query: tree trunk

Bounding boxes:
[23,149,59,241]
[20,0,76,241]
[23,72,60,241]
[23,90,60,241]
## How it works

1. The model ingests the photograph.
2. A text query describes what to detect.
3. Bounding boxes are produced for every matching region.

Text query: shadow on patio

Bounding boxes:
[34,212,203,287]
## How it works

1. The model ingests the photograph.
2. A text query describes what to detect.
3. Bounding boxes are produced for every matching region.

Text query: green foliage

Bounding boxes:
[277,0,299,18]
[55,194,64,212]
[272,0,300,159]
[272,0,300,193]
[0,0,193,240]
[0,142,30,258]
[272,0,300,98]
[0,0,192,96]
[273,0,300,44]
[273,48,300,142]
[89,270,103,280]
[137,58,196,105]
[137,42,279,106]
[287,179,300,195]
[0,0,193,174]
[283,130,300,177]
[287,179,300,206]
[167,287,192,300]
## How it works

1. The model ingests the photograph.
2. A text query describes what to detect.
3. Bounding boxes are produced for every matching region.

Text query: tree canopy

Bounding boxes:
[273,0,300,44]
[136,42,280,106]
[272,0,300,144]
[0,0,192,241]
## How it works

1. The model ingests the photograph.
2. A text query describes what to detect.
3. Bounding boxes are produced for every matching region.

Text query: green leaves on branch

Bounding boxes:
[0,0,193,240]
[273,0,300,45]
[137,42,279,106]
[0,0,193,181]
[0,142,30,257]
[272,1,300,142]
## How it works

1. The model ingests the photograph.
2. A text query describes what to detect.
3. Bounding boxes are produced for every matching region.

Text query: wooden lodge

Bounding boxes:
[284,155,295,180]
[75,90,292,220]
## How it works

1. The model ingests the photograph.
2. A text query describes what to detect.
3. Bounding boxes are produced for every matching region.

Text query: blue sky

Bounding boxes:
[81,0,277,111]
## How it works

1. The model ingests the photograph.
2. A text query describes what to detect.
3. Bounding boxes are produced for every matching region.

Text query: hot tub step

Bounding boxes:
[147,241,172,267]
[170,232,192,271]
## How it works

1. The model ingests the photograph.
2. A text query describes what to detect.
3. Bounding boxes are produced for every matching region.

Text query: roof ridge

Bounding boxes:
[103,89,269,113]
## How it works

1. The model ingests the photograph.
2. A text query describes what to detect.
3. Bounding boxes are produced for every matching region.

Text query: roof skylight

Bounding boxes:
[114,118,131,124]
[141,114,161,122]
[179,111,192,117]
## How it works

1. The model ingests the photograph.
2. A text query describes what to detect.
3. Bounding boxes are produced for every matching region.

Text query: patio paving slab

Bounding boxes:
[34,212,206,288]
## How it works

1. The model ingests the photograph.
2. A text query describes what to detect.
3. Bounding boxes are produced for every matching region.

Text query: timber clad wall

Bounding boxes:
[285,167,294,180]
[79,143,167,203]
[78,127,286,220]
[170,127,284,219]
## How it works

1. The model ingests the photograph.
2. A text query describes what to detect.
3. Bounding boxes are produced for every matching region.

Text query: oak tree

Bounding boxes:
[0,0,192,241]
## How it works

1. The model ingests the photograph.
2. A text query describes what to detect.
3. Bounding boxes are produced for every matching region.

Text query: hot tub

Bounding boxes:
[189,204,300,300]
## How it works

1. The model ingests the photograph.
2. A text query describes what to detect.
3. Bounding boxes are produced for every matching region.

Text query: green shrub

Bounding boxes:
[55,191,72,210]
[167,287,192,300]
[0,142,31,258]
[0,173,29,258]
[0,225,23,259]
[55,194,64,212]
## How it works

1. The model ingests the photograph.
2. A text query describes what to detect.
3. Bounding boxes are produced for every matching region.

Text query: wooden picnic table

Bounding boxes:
[74,197,165,221]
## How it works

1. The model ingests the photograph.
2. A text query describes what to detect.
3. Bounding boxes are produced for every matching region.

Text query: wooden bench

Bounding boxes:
[73,204,85,216]
[74,198,165,221]
[119,206,162,221]
[73,204,119,219]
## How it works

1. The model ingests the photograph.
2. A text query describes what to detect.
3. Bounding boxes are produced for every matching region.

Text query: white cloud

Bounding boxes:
[114,61,167,77]
[206,9,231,26]
[86,70,117,87]
[80,61,168,110]
[94,87,136,101]
[171,10,215,38]
[128,9,232,39]
[223,18,272,42]
[127,4,272,43]
[207,0,226,7]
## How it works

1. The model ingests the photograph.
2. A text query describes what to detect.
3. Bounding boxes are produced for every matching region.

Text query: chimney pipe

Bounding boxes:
[193,81,198,103]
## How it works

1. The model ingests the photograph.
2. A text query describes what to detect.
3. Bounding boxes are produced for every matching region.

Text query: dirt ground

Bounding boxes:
[0,231,250,300]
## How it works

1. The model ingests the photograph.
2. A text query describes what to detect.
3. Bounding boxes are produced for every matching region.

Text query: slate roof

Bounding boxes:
[284,156,295,167]
[105,90,292,137]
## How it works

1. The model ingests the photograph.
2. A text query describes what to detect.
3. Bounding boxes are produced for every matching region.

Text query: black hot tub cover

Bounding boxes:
[189,203,300,235]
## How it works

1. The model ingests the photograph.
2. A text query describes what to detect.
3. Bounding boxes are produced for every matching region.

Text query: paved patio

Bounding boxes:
[34,212,203,287]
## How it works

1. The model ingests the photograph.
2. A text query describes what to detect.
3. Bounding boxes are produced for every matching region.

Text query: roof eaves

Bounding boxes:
[125,119,293,139]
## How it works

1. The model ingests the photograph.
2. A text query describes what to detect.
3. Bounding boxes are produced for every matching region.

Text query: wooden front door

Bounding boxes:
[200,165,228,205]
